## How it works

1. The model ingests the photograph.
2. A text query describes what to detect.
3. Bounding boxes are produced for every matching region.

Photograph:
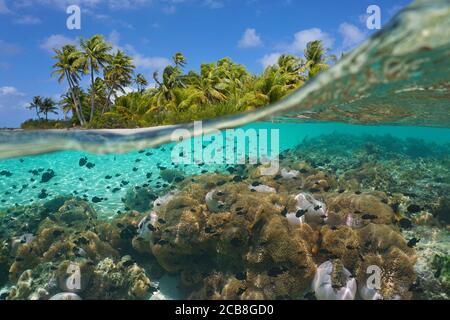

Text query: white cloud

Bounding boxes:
[40,34,77,53]
[0,86,24,96]
[260,27,334,69]
[339,22,366,49]
[287,28,335,54]
[238,28,263,48]
[14,15,42,25]
[108,30,170,71]
[259,52,281,68]
[108,0,152,10]
[162,5,176,14]
[204,0,224,9]
[0,0,11,14]
[133,54,171,70]
[13,0,151,10]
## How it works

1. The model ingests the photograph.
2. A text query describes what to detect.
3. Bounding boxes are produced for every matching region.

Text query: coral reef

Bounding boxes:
[1,132,448,300]
[0,197,154,300]
[128,166,417,300]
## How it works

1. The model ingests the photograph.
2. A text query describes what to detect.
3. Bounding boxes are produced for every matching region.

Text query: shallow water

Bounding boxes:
[0,0,449,300]
[1,122,450,215]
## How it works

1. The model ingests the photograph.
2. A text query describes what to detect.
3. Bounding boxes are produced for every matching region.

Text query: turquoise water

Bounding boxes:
[0,0,449,300]
[1,122,450,216]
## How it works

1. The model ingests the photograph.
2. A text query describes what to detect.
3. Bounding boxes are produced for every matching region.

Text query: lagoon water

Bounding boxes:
[0,0,449,300]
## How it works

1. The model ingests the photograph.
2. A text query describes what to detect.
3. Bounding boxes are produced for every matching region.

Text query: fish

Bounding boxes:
[86,162,95,169]
[78,157,87,167]
[361,214,377,220]
[296,209,306,218]
[407,238,420,248]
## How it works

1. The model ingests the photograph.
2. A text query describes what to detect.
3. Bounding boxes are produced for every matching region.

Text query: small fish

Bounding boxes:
[409,282,423,293]
[399,218,412,229]
[236,287,246,295]
[361,214,377,220]
[407,238,420,248]
[92,196,103,203]
[304,292,316,300]
[296,209,306,218]
[86,162,95,169]
[78,157,87,167]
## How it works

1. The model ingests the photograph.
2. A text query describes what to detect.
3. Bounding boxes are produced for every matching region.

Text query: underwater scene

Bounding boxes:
[0,0,449,301]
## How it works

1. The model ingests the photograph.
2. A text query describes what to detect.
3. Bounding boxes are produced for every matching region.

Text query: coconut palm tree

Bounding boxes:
[304,40,336,78]
[27,96,44,119]
[40,97,58,120]
[80,35,112,122]
[135,74,148,92]
[102,50,135,113]
[51,45,87,126]
[172,52,187,68]
[59,92,74,121]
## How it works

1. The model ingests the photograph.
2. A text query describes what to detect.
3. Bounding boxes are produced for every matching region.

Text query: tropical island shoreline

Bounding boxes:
[19,35,335,130]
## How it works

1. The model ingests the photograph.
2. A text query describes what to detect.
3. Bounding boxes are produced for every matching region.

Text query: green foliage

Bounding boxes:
[23,35,336,129]
[20,119,72,130]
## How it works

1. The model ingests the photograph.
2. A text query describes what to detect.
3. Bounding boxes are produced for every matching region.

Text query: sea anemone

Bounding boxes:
[312,260,356,300]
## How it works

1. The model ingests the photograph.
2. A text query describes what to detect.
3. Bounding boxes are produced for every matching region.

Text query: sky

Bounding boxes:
[0,0,411,128]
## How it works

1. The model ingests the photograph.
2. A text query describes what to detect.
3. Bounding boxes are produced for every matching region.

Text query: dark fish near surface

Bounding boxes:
[79,157,87,167]
[86,162,95,169]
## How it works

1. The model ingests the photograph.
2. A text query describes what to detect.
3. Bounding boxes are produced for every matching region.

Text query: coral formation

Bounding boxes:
[312,260,357,300]
[0,197,154,300]
[127,166,418,300]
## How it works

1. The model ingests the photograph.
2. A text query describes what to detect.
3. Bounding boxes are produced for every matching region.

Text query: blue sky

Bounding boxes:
[0,0,411,127]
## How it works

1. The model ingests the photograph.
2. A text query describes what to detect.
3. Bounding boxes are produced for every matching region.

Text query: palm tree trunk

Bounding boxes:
[102,86,114,114]
[89,63,95,123]
[66,71,86,126]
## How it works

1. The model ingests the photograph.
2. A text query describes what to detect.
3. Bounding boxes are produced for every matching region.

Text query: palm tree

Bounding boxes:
[172,52,187,68]
[80,35,112,122]
[52,45,87,126]
[27,96,43,119]
[59,92,74,121]
[103,50,135,113]
[40,97,58,120]
[304,40,336,78]
[153,65,185,109]
[135,74,148,92]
